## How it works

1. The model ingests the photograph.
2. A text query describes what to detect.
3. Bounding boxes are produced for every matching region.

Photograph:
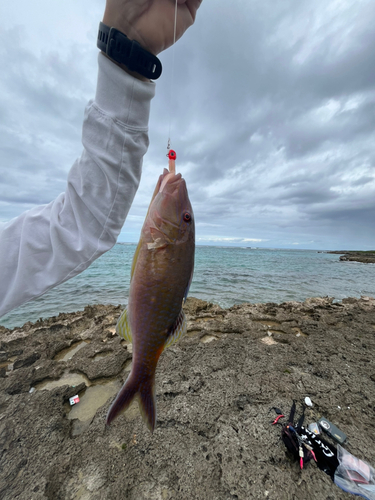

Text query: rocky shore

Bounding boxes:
[329,251,375,263]
[1,296,375,500]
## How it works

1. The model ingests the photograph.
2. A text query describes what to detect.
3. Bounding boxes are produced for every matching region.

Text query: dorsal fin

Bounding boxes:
[130,241,142,282]
[116,306,132,342]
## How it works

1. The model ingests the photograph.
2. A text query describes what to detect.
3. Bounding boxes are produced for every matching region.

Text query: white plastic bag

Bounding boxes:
[334,445,375,500]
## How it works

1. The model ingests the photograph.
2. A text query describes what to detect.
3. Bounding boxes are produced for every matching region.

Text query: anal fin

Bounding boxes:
[164,309,187,349]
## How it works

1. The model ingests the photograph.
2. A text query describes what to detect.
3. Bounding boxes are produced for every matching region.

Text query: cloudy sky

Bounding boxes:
[1,0,375,250]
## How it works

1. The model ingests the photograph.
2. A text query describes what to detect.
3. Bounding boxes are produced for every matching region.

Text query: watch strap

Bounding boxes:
[97,22,162,80]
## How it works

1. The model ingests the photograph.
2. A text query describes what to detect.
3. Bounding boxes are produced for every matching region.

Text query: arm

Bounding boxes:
[0,54,154,318]
[0,0,202,318]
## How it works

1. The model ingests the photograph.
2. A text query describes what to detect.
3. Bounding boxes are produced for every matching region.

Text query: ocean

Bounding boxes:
[1,245,374,329]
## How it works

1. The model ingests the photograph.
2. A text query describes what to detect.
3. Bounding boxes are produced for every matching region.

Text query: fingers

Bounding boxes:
[177,0,202,31]
[184,0,203,23]
[102,0,203,56]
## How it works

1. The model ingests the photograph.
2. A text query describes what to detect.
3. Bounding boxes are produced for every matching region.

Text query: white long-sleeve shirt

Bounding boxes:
[0,53,155,318]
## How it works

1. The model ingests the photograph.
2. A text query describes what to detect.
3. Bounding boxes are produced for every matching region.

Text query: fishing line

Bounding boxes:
[167,0,178,153]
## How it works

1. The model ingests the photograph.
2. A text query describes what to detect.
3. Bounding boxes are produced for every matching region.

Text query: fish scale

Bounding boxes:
[107,160,194,432]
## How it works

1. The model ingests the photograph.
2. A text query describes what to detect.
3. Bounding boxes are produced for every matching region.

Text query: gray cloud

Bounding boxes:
[1,0,375,250]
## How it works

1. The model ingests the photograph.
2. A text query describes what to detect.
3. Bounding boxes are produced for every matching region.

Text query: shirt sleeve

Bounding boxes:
[0,53,155,318]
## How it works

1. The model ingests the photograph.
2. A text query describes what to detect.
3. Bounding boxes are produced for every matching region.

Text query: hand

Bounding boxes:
[102,0,203,55]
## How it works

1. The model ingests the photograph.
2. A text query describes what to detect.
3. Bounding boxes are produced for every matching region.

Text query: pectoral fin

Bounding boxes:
[147,227,169,250]
[116,307,132,343]
[164,309,187,349]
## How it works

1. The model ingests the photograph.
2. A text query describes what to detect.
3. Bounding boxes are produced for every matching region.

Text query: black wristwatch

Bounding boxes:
[97,22,162,80]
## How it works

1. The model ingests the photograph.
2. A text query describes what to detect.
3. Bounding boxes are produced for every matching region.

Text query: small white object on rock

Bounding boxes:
[69,395,80,406]
[29,387,36,394]
[305,396,313,407]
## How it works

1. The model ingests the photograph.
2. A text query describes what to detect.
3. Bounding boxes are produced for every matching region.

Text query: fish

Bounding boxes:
[106,160,195,432]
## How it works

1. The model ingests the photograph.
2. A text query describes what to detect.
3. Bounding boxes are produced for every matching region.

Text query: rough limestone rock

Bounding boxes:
[1,297,374,499]
[329,251,375,263]
[339,253,375,263]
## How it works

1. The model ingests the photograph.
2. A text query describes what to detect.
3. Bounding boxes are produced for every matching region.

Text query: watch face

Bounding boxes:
[320,420,330,430]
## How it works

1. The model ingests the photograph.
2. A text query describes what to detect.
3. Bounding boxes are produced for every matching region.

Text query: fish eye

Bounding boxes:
[183,212,192,223]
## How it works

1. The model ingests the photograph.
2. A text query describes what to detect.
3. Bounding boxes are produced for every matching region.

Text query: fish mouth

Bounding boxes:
[149,170,191,239]
[159,171,182,194]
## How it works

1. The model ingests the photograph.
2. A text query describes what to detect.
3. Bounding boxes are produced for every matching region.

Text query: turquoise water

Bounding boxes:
[1,245,374,329]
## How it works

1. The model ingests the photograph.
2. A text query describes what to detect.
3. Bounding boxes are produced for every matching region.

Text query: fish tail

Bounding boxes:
[106,372,157,433]
[138,377,157,433]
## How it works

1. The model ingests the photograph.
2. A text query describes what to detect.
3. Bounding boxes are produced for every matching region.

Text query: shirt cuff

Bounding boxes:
[95,52,156,130]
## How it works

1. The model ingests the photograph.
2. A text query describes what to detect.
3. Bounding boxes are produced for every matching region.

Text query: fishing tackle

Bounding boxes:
[167,149,177,174]
[166,0,178,155]
[280,402,339,479]
[289,425,318,467]
[272,414,285,425]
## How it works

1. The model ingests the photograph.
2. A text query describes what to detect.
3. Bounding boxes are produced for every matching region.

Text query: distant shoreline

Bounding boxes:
[328,250,375,263]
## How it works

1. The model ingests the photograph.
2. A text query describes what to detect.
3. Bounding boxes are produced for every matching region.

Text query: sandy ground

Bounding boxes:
[0,296,374,499]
